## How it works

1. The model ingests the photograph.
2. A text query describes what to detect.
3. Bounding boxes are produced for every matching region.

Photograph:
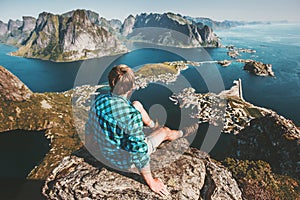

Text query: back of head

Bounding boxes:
[108,64,135,95]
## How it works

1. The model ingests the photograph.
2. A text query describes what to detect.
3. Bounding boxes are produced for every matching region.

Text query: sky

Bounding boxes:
[0,0,300,23]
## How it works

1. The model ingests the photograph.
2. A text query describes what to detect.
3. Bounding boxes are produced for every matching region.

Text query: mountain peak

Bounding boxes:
[121,12,220,47]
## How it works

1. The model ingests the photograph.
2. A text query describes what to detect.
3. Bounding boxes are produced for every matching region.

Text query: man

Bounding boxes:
[86,64,198,197]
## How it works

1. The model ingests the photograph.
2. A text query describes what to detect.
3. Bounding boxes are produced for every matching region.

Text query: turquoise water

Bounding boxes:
[0,23,299,125]
[215,23,300,125]
[0,130,49,178]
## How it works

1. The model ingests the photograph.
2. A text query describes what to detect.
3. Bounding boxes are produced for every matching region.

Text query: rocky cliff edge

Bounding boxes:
[42,139,242,200]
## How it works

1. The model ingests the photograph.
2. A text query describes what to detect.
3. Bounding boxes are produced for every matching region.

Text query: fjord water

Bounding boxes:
[1,23,299,125]
[0,130,49,199]
[215,23,300,125]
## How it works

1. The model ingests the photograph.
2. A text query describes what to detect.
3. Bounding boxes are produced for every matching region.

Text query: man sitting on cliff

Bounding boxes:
[85,64,198,197]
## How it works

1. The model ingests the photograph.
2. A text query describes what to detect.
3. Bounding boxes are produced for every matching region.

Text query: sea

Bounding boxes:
[0,23,299,198]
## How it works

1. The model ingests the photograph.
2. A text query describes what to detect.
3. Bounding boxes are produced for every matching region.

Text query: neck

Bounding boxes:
[120,93,128,99]
[112,92,129,99]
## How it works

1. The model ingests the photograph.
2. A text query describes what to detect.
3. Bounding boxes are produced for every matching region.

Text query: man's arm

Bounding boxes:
[132,101,158,128]
[125,113,169,197]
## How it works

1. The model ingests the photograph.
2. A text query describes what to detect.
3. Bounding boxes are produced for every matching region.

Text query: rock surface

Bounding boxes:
[122,12,220,47]
[0,65,32,101]
[0,21,8,36]
[0,17,36,46]
[231,113,300,180]
[170,80,268,134]
[121,14,135,36]
[42,139,242,200]
[0,66,81,179]
[184,16,271,30]
[12,9,127,62]
[2,10,222,62]
[243,60,274,76]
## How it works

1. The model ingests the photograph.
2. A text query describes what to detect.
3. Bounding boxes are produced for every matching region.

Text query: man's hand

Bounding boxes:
[140,165,170,197]
[148,178,170,197]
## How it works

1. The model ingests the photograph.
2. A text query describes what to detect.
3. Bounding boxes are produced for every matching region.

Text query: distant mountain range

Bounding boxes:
[184,16,287,30]
[0,9,278,62]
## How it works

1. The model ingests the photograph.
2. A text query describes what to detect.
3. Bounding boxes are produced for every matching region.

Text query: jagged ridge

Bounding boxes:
[1,10,221,62]
[122,12,220,47]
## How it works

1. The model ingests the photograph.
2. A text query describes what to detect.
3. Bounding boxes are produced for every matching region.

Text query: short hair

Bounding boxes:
[108,64,135,95]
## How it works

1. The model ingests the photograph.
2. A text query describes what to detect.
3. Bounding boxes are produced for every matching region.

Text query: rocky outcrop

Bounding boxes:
[225,46,256,59]
[0,19,32,46]
[0,66,32,101]
[223,158,300,200]
[0,17,36,46]
[243,60,274,76]
[42,139,242,199]
[170,80,269,134]
[0,66,81,179]
[218,60,232,67]
[231,113,300,180]
[227,50,240,59]
[7,19,22,33]
[134,61,188,89]
[5,19,23,44]
[122,12,220,47]
[184,16,271,30]
[109,19,123,32]
[0,21,8,36]
[12,10,127,62]
[21,16,36,32]
[121,14,135,36]
[98,17,123,35]
[8,16,36,46]
[62,10,100,24]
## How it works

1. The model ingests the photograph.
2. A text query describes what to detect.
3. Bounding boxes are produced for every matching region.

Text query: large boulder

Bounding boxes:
[42,139,242,199]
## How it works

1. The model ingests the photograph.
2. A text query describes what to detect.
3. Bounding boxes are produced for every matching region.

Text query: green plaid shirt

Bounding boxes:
[85,93,149,170]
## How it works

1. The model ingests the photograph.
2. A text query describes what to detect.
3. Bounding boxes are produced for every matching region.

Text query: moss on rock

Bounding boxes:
[223,158,300,200]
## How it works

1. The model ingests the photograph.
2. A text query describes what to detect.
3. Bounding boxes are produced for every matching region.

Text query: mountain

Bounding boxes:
[2,10,222,62]
[184,16,272,30]
[121,13,220,47]
[0,17,35,46]
[11,10,127,62]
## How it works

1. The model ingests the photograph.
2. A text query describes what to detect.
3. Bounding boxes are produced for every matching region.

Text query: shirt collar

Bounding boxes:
[111,93,129,103]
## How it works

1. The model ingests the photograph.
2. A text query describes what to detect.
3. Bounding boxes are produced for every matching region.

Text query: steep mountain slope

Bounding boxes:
[122,13,220,47]
[12,10,127,62]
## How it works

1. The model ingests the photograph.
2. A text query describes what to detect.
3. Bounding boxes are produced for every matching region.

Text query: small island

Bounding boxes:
[237,59,274,77]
